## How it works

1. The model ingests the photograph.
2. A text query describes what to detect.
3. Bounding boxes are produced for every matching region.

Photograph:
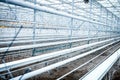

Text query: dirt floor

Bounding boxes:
[26,42,120,80]
[113,69,120,80]
[1,42,120,80]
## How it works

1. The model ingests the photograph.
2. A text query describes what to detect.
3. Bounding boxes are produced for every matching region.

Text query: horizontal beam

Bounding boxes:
[0,0,111,26]
[80,48,120,80]
[0,37,77,45]
[10,39,120,80]
[0,35,116,45]
[1,36,118,53]
[0,37,89,52]
[0,35,74,41]
[0,37,118,72]
[56,40,118,80]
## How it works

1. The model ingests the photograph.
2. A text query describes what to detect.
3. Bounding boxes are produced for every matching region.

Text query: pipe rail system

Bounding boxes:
[0,0,115,27]
[0,38,91,52]
[56,41,119,80]
[80,48,120,80]
[0,0,120,79]
[0,35,71,41]
[0,35,117,45]
[9,39,120,80]
[1,19,120,31]
[1,36,119,53]
[0,34,119,42]
[0,36,110,45]
[0,37,119,72]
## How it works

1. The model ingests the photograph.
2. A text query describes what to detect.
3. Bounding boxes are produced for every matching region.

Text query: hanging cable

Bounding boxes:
[0,2,21,79]
[1,25,23,60]
[1,25,23,79]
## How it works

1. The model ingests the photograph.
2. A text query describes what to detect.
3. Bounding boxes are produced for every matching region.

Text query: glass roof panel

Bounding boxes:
[26,0,120,18]
[97,0,120,18]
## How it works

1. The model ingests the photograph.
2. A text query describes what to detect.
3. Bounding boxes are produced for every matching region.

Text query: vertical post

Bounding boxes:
[106,10,108,25]
[71,0,74,37]
[115,17,116,34]
[110,14,113,37]
[88,0,92,44]
[69,0,74,48]
[99,5,102,38]
[113,16,115,34]
[109,13,112,38]
[106,11,108,37]
[116,18,119,34]
[32,0,36,56]
[15,5,17,35]
[100,6,102,23]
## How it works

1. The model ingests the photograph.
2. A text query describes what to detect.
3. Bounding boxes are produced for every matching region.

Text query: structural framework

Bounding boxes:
[0,0,120,80]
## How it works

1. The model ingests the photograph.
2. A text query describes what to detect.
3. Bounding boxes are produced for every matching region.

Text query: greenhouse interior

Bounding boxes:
[0,0,120,80]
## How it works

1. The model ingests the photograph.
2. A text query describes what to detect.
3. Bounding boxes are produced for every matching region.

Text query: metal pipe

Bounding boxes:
[10,40,120,80]
[0,0,111,26]
[1,36,118,53]
[0,38,90,52]
[0,38,118,72]
[80,48,120,80]
[0,35,116,45]
[57,41,118,80]
[0,35,77,41]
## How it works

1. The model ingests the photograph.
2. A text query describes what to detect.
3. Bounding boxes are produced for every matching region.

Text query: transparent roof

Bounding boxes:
[26,0,120,18]
[97,0,120,18]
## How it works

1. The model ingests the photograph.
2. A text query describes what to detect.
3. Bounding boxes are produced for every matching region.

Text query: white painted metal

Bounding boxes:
[0,36,109,45]
[57,41,117,80]
[0,36,117,53]
[0,38,118,72]
[0,38,89,52]
[80,49,120,80]
[9,40,120,80]
[1,0,111,26]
